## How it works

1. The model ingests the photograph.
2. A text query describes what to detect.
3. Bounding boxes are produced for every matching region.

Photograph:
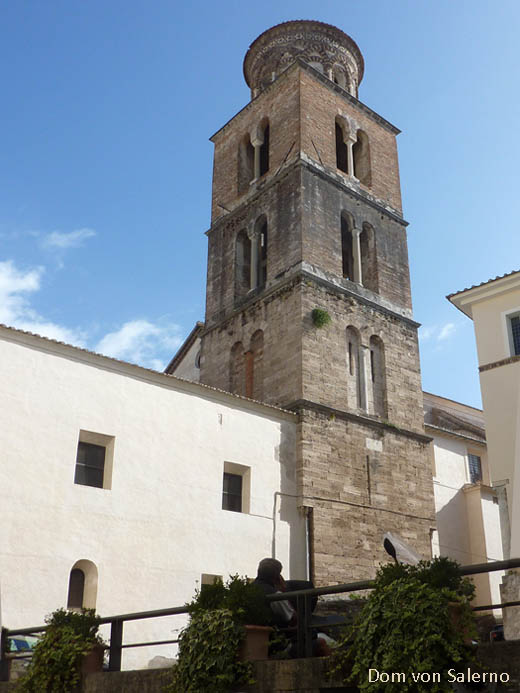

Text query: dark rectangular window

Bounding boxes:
[468,454,482,484]
[511,316,520,356]
[75,442,105,488]
[222,472,242,512]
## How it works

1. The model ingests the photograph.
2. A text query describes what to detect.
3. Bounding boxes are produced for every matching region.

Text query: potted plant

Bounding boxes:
[330,557,477,693]
[17,608,105,692]
[166,575,272,693]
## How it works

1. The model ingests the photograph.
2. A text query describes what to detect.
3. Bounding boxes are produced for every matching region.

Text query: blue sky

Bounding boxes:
[1,1,519,407]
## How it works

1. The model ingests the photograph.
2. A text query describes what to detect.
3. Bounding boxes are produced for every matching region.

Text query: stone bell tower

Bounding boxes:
[199,21,435,584]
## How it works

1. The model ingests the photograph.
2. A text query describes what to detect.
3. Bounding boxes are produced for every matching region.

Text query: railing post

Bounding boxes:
[0,628,9,682]
[108,619,123,672]
[296,594,313,658]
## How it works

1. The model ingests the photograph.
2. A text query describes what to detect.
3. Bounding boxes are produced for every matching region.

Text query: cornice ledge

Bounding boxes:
[300,154,407,226]
[424,422,486,446]
[286,399,432,443]
[479,355,520,373]
[299,264,419,327]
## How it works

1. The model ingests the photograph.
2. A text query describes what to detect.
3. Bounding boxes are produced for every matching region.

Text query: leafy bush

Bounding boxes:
[17,608,104,693]
[187,575,271,626]
[166,609,253,693]
[331,558,477,693]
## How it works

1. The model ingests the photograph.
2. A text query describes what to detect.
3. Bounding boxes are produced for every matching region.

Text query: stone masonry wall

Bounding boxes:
[211,66,301,223]
[299,68,403,214]
[297,406,435,585]
[300,279,424,432]
[301,165,412,311]
[205,165,303,326]
[200,277,304,407]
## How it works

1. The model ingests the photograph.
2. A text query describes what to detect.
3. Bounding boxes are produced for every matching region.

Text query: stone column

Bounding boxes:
[248,228,258,290]
[250,131,264,181]
[347,135,356,179]
[352,226,362,285]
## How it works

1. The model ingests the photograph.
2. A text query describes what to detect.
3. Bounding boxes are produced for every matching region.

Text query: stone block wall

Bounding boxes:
[296,406,434,585]
[210,66,301,223]
[299,69,403,214]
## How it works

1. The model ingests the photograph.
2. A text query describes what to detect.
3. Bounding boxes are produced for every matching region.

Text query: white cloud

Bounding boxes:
[0,260,85,344]
[42,228,96,249]
[95,319,183,370]
[0,260,182,368]
[419,322,457,346]
[437,323,456,341]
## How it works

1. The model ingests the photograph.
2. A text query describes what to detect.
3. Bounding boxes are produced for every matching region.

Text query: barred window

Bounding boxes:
[468,454,482,484]
[511,315,520,356]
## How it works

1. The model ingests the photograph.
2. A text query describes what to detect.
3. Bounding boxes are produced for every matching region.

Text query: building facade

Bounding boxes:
[0,324,303,669]
[195,20,435,585]
[449,270,520,634]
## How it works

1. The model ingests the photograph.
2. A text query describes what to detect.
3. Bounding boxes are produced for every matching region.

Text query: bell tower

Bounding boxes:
[200,21,435,584]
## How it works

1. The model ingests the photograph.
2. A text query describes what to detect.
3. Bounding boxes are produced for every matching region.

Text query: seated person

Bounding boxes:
[253,557,331,656]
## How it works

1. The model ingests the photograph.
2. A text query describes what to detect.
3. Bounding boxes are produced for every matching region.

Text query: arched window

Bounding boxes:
[335,119,348,174]
[368,335,386,417]
[66,560,98,610]
[247,330,264,401]
[332,66,347,89]
[360,222,378,293]
[346,326,362,410]
[259,121,269,177]
[353,129,371,187]
[238,134,254,193]
[67,569,85,609]
[230,342,245,396]
[341,212,354,280]
[235,229,251,300]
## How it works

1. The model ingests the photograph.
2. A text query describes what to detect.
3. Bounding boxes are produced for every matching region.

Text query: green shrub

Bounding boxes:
[17,608,104,693]
[166,609,253,693]
[311,308,332,328]
[330,558,477,693]
[187,574,271,626]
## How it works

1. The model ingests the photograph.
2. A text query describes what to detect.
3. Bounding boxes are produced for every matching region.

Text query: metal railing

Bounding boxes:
[2,557,520,680]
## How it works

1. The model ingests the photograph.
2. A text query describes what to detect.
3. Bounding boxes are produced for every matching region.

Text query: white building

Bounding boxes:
[424,392,503,610]
[449,269,520,636]
[0,323,304,668]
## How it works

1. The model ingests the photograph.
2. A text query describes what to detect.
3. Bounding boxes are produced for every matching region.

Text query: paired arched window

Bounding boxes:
[237,120,270,193]
[229,331,264,400]
[335,122,371,188]
[234,216,268,301]
[340,215,378,292]
[66,560,98,610]
[346,329,386,416]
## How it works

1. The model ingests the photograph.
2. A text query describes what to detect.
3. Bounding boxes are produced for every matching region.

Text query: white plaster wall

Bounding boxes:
[432,435,472,565]
[0,329,304,669]
[172,337,201,382]
[480,491,504,606]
